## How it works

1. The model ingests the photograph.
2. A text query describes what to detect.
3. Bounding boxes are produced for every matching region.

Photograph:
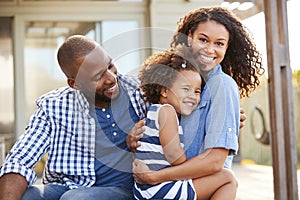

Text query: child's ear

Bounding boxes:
[160,87,168,97]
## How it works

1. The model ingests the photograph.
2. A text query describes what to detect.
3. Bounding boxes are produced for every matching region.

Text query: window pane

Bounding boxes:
[22,0,143,1]
[24,20,141,122]
[101,20,140,75]
[24,21,96,119]
[0,17,14,164]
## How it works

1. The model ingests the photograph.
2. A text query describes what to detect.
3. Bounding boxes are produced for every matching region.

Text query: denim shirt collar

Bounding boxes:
[201,64,223,81]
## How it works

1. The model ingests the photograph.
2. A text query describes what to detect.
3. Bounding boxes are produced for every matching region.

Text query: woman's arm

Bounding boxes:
[128,108,246,152]
[133,148,228,185]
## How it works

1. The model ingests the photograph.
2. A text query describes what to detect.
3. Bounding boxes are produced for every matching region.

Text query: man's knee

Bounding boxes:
[60,187,134,200]
[60,189,85,200]
[22,185,42,200]
[22,184,68,200]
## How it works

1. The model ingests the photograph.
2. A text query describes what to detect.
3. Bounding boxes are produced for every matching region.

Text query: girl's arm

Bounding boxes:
[158,105,186,165]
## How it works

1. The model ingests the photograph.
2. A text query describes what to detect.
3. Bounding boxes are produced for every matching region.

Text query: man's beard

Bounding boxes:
[95,92,111,103]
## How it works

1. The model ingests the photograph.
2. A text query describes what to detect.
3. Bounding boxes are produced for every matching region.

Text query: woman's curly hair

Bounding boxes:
[170,6,264,98]
[138,46,202,104]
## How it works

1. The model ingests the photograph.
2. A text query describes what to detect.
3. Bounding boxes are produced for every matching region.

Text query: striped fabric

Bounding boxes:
[134,104,196,200]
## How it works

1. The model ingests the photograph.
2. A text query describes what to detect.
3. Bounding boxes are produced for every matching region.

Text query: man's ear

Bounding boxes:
[67,77,79,90]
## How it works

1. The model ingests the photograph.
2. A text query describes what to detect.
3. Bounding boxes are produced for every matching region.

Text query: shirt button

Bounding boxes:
[112,123,116,127]
[89,164,93,169]
[228,128,232,132]
[113,132,117,136]
[102,108,106,112]
[106,114,110,118]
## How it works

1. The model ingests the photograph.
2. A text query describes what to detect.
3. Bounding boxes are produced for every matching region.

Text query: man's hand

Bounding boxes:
[132,159,156,185]
[126,119,146,153]
[239,108,247,129]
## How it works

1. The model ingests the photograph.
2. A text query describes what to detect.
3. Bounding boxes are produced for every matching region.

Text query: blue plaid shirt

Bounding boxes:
[0,74,147,189]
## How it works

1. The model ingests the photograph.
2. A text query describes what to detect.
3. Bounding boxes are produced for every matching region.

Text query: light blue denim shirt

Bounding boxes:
[181,64,240,168]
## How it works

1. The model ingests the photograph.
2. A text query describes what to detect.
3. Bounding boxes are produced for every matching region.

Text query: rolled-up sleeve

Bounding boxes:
[0,107,51,186]
[203,74,240,155]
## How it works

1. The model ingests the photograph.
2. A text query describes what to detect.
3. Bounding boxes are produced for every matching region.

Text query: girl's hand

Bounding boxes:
[132,159,156,185]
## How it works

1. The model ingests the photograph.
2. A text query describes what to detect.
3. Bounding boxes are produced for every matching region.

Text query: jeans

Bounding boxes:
[22,184,134,200]
[22,184,68,200]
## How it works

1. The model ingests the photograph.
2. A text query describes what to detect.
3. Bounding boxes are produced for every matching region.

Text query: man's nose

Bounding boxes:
[103,69,117,83]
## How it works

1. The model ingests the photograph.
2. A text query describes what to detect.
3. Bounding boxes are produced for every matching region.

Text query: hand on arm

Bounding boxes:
[0,173,28,200]
[132,159,156,185]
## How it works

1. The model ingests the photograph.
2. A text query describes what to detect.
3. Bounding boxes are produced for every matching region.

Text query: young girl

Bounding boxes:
[133,6,264,199]
[133,48,237,200]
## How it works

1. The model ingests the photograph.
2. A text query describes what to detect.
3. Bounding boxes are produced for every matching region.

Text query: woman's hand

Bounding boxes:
[132,159,157,185]
[126,120,146,153]
[239,108,247,129]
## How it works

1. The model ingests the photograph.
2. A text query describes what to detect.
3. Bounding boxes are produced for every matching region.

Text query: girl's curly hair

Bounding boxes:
[138,46,202,104]
[170,6,264,98]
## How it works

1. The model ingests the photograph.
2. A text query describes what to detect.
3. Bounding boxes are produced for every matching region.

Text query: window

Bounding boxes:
[0,17,14,164]
[24,20,141,119]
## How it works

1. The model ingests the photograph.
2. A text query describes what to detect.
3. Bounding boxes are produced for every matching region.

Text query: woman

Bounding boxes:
[131,6,264,200]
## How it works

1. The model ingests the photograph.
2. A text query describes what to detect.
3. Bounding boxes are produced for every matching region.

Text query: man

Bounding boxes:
[0,35,146,200]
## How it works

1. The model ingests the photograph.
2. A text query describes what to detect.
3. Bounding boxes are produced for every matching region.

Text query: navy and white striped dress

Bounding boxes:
[133,104,196,200]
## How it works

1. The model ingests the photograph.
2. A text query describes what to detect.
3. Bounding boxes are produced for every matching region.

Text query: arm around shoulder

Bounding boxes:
[0,173,28,200]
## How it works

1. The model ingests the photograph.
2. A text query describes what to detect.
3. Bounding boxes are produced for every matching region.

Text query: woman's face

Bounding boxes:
[188,20,229,72]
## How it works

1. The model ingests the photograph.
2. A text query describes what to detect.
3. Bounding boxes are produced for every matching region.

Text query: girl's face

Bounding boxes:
[163,70,201,116]
[188,20,229,72]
